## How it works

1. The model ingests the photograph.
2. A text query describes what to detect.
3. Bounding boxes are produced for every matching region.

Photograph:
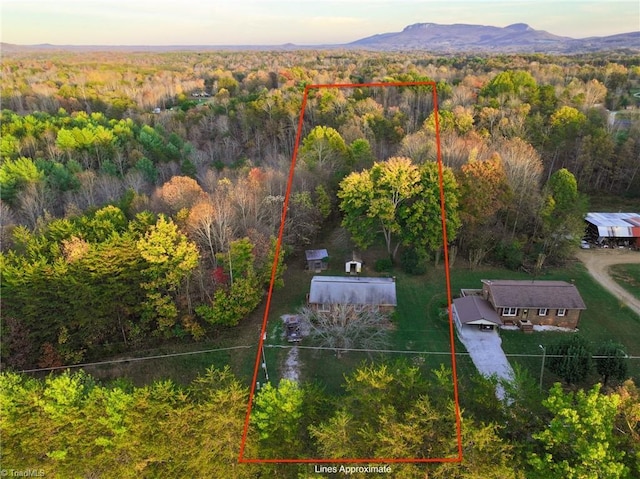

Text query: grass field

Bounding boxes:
[262,249,459,397]
[609,263,640,301]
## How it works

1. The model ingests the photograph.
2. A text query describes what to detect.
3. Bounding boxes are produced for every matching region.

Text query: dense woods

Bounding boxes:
[1,48,639,475]
[1,364,638,477]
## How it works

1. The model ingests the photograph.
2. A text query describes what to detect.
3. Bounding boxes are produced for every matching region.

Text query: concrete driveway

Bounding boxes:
[456,324,514,399]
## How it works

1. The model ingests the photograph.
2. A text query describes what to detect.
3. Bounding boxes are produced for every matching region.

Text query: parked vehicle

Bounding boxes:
[285,316,302,342]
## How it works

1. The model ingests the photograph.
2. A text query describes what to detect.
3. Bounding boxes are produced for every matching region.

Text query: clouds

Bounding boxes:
[2,0,637,45]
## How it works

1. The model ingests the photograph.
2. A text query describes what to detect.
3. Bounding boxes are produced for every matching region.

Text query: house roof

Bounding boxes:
[308,276,397,306]
[482,280,587,310]
[305,249,329,261]
[585,212,640,238]
[453,296,502,326]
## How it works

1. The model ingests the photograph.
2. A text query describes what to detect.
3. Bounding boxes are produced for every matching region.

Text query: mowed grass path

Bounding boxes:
[609,264,640,301]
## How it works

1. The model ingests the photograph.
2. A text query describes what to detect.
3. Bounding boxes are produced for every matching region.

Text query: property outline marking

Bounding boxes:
[238,81,463,464]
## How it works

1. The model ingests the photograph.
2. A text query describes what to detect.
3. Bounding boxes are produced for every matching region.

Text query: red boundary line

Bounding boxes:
[238,81,462,464]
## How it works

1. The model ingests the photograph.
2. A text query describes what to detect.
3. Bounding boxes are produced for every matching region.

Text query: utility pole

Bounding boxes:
[539,344,546,391]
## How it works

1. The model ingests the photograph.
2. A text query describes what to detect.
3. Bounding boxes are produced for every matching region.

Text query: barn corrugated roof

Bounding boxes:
[585,212,640,238]
[482,280,586,310]
[586,212,640,227]
[309,276,397,306]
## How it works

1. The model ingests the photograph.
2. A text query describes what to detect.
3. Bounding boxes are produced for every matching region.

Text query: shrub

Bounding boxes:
[546,335,593,385]
[495,240,523,270]
[374,257,393,272]
[401,248,427,275]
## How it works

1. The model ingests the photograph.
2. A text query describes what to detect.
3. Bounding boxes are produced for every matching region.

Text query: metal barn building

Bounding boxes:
[585,212,640,247]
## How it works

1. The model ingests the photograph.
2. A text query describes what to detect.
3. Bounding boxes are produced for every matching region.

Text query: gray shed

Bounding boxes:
[305,249,329,272]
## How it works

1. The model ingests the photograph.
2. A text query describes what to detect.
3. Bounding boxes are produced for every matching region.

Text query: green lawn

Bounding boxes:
[609,264,640,301]
[262,241,459,396]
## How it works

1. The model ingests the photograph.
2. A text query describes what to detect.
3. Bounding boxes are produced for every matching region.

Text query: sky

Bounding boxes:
[2,0,638,46]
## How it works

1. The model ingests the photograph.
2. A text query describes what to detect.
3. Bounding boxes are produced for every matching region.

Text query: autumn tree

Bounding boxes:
[339,156,420,259]
[285,190,324,247]
[209,179,238,251]
[0,156,44,204]
[529,383,628,479]
[481,70,538,106]
[156,175,205,214]
[595,341,628,386]
[494,137,544,239]
[195,237,263,326]
[298,125,349,175]
[548,106,588,172]
[339,156,459,262]
[186,200,218,265]
[456,153,511,267]
[137,215,199,335]
[399,160,461,260]
[297,305,391,356]
[546,335,593,385]
[252,379,305,458]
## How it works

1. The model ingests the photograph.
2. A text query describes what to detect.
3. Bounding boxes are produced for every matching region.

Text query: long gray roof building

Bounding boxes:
[308,276,397,307]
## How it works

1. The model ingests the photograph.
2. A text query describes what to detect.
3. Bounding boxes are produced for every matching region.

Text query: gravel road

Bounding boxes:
[575,249,640,317]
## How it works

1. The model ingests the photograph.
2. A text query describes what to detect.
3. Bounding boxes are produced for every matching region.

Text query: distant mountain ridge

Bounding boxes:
[2,22,639,54]
[348,22,640,53]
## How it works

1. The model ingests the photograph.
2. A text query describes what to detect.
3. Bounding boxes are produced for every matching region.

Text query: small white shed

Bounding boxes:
[345,252,362,275]
[345,259,362,275]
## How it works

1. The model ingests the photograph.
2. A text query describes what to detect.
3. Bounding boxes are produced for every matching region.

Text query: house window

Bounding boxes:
[318,303,330,313]
[502,307,518,317]
[538,308,548,316]
[557,308,567,317]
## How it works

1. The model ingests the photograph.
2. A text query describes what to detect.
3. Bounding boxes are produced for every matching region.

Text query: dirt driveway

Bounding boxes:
[575,249,640,317]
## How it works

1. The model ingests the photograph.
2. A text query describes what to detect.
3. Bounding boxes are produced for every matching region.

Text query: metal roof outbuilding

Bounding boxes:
[308,276,397,307]
[585,212,640,239]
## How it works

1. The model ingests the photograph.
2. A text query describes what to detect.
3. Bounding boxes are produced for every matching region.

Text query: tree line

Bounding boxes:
[1,363,637,478]
[1,201,284,369]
